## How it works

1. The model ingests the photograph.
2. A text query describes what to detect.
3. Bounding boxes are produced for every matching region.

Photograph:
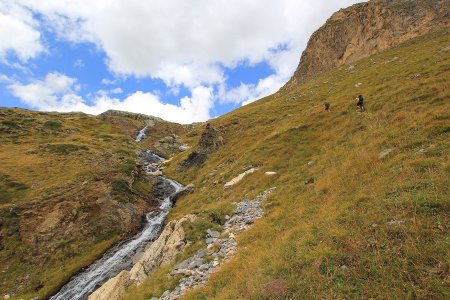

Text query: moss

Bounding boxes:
[43,120,63,130]
[1,120,20,128]
[117,160,135,175]
[45,143,89,155]
[111,179,131,194]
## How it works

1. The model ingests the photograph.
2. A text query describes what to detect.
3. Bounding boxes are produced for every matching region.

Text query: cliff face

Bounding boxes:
[282,0,449,90]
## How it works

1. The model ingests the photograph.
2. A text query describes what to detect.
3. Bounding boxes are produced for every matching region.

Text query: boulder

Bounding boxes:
[171,184,195,204]
[379,148,394,159]
[224,168,258,189]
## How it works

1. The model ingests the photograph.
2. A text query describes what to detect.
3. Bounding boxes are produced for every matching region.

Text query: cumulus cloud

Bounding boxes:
[0,0,44,62]
[4,0,362,121]
[8,72,77,110]
[8,72,212,123]
[16,0,360,87]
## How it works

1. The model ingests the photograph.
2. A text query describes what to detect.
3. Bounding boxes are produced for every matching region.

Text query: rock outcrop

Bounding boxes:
[88,215,196,300]
[180,123,223,169]
[282,0,449,91]
[153,188,276,300]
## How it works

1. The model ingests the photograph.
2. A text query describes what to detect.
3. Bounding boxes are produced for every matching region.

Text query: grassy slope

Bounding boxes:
[0,109,153,299]
[123,29,449,299]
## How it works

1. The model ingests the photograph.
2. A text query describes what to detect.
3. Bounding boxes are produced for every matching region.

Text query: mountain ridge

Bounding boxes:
[281,0,450,92]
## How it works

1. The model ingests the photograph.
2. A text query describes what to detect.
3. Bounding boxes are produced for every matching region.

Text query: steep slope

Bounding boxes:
[121,28,450,299]
[0,109,185,299]
[282,0,449,91]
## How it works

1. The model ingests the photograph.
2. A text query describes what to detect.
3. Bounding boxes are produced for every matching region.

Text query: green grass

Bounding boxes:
[122,29,450,299]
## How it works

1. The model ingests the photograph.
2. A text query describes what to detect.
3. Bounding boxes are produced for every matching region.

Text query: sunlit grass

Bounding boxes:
[123,29,450,299]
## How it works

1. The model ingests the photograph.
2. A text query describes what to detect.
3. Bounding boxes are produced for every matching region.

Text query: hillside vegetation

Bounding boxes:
[0,109,185,299]
[123,29,450,299]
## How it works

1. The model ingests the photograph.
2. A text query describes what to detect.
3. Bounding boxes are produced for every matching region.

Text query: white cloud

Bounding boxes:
[101,78,117,85]
[16,0,361,88]
[0,74,13,83]
[8,72,212,123]
[218,72,286,106]
[8,72,76,109]
[0,0,44,62]
[4,0,363,120]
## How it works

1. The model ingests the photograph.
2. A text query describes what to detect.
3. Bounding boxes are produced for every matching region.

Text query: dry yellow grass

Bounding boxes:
[122,29,450,299]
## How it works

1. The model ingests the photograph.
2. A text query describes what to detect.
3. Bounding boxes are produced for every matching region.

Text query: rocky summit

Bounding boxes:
[282,0,450,91]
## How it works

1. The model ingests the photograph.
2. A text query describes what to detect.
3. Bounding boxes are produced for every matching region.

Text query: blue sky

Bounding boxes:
[0,0,361,123]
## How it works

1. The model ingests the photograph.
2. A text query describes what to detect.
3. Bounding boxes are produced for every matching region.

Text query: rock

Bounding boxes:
[189,258,204,269]
[355,82,362,87]
[206,229,220,238]
[88,215,196,300]
[387,219,406,226]
[265,171,277,176]
[304,178,314,185]
[146,170,163,176]
[197,249,206,258]
[154,134,188,156]
[171,184,195,204]
[441,45,450,52]
[281,0,449,91]
[175,257,193,270]
[378,148,394,159]
[307,160,315,166]
[224,168,258,189]
[179,144,190,151]
[155,188,276,299]
[3,295,10,300]
[180,124,223,169]
[152,177,177,201]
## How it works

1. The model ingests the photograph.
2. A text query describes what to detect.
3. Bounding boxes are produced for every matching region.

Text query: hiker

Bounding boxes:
[323,102,331,112]
[356,95,365,111]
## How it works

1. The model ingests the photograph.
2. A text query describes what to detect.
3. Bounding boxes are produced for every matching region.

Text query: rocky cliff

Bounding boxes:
[282,0,449,91]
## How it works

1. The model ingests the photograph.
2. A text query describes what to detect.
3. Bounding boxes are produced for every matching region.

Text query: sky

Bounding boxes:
[0,0,362,124]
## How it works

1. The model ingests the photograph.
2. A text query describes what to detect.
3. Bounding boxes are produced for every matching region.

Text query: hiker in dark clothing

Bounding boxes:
[356,95,365,111]
[324,102,331,112]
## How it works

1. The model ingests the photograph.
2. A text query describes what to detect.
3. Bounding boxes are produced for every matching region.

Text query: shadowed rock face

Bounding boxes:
[282,0,449,91]
[180,124,223,169]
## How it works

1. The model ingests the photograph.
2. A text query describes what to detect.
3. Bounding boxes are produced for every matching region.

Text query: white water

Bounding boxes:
[50,127,181,300]
[135,126,147,142]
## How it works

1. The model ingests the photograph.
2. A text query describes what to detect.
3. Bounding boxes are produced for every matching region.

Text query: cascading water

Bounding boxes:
[50,127,181,300]
[135,126,147,142]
